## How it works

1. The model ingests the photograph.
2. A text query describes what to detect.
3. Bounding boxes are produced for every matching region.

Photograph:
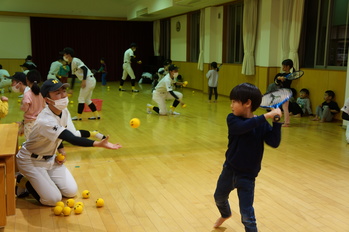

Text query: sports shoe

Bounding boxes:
[88,116,101,120]
[91,130,106,140]
[119,88,126,91]
[16,174,29,198]
[169,109,180,115]
[146,104,153,114]
[132,89,139,92]
[72,116,82,121]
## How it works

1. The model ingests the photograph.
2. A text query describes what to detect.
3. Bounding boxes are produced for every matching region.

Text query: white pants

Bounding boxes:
[122,63,136,80]
[16,150,77,206]
[78,76,96,105]
[0,78,11,89]
[153,91,183,115]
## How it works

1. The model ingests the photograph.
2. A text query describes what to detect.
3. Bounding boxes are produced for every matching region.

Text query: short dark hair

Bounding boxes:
[282,59,293,68]
[300,88,309,95]
[211,62,218,69]
[230,83,262,112]
[130,43,137,48]
[325,90,335,98]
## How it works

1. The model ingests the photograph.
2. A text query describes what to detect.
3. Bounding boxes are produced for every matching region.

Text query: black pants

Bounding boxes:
[209,87,218,100]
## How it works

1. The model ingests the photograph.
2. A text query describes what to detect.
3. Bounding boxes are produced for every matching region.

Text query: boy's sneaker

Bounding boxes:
[91,130,106,140]
[119,88,126,91]
[146,104,153,114]
[16,174,29,198]
[132,89,139,93]
[72,116,82,121]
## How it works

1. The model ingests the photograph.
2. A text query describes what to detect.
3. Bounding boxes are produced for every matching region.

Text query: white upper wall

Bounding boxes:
[171,15,187,62]
[0,15,31,59]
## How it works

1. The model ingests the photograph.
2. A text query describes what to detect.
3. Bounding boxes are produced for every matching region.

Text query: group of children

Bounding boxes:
[1,52,349,232]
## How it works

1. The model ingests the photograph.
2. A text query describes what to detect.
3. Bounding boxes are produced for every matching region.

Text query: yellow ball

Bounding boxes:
[107,86,110,88]
[182,104,187,108]
[53,206,63,216]
[82,190,90,199]
[74,205,83,214]
[67,93,72,97]
[96,198,104,207]
[18,99,21,103]
[63,206,71,216]
[56,153,65,162]
[130,118,140,128]
[66,199,75,207]
[56,201,65,208]
[192,91,195,94]
[76,201,84,208]
[70,101,74,104]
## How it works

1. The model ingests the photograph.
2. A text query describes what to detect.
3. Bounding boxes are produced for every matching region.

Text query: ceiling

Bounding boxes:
[0,0,235,21]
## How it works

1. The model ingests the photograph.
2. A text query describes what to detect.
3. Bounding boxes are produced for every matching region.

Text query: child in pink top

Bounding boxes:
[20,70,45,139]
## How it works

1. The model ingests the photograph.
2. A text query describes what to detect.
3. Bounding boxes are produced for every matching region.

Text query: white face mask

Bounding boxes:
[63,56,69,62]
[173,72,179,78]
[51,97,69,110]
[11,83,20,93]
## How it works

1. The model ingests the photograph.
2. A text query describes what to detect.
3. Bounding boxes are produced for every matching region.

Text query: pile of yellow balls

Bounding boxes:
[53,190,104,216]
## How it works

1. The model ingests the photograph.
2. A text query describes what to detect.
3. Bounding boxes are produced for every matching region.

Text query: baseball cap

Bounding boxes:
[41,79,69,98]
[8,72,26,84]
[59,47,75,56]
[168,64,179,71]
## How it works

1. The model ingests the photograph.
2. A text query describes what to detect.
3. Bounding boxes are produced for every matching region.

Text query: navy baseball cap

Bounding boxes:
[8,72,26,84]
[41,79,69,97]
[60,47,75,56]
[168,64,179,71]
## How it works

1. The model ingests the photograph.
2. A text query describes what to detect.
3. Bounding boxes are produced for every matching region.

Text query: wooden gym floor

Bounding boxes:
[1,81,349,232]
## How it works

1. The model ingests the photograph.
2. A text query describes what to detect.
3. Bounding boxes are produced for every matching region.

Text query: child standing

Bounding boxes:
[213,83,282,231]
[289,88,312,117]
[312,90,340,122]
[60,47,100,121]
[206,62,219,102]
[20,70,45,139]
[97,57,107,86]
[57,60,70,84]
[274,59,294,126]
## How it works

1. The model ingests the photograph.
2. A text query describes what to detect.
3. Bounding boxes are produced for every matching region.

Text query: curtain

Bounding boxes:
[30,18,153,82]
[241,0,258,75]
[153,20,160,56]
[281,0,293,62]
[288,0,305,70]
[197,9,205,71]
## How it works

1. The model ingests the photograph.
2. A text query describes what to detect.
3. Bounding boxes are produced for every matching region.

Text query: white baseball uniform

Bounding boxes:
[121,48,136,80]
[47,61,62,80]
[153,73,183,115]
[71,57,96,105]
[16,106,78,206]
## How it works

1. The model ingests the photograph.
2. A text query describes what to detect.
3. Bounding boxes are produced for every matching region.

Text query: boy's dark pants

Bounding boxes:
[214,165,258,232]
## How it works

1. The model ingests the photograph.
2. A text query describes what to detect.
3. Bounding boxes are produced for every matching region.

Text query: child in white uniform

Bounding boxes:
[119,43,142,92]
[16,79,122,206]
[147,64,186,115]
[60,47,100,120]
